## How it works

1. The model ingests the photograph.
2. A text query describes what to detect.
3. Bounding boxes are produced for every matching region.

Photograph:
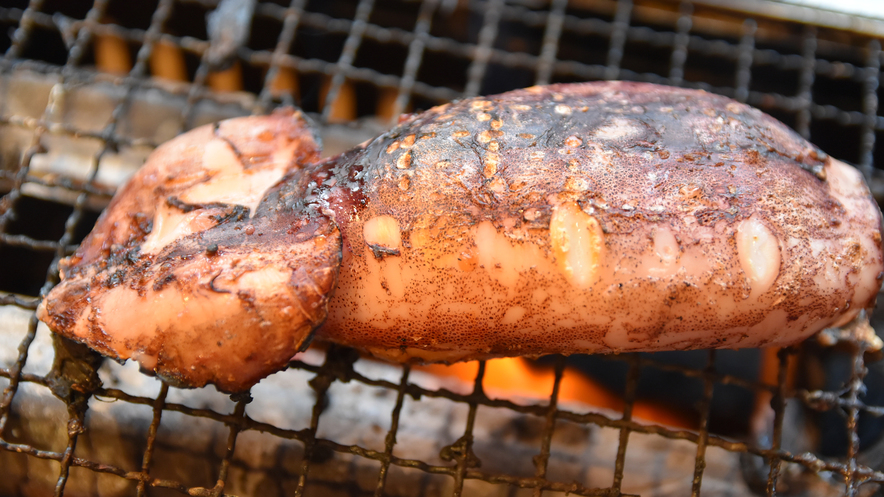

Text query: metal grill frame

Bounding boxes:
[1,0,884,495]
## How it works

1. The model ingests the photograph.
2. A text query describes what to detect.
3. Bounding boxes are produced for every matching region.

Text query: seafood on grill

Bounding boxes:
[37,112,340,391]
[38,82,884,392]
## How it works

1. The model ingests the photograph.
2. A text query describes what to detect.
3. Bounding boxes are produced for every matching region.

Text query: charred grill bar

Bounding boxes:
[2,0,884,496]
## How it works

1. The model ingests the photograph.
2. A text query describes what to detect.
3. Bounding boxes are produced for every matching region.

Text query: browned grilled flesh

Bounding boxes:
[39,82,884,391]
[38,110,341,392]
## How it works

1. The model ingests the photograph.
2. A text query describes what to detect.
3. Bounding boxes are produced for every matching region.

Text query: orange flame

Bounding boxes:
[416,357,696,429]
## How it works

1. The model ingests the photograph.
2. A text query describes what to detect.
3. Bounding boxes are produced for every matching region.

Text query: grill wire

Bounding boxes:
[1,0,884,495]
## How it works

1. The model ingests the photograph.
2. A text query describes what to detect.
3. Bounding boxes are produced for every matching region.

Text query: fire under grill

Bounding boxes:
[3,0,884,496]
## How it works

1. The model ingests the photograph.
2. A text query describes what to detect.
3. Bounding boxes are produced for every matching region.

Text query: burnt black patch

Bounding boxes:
[369,244,401,260]
[151,273,176,292]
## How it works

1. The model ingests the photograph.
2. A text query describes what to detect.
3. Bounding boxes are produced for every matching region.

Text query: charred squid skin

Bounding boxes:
[37,82,884,391]
[38,109,343,393]
[314,81,884,363]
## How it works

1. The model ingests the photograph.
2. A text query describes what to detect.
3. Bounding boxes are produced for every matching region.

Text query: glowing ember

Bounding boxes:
[415,357,696,429]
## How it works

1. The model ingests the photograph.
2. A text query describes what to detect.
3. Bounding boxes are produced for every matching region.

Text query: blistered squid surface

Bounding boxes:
[316,81,884,362]
[38,110,341,392]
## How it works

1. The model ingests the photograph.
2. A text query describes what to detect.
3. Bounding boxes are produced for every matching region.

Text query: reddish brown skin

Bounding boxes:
[313,82,884,362]
[39,110,341,392]
[38,82,884,390]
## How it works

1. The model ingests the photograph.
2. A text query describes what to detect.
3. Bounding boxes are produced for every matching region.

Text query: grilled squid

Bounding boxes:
[38,82,884,392]
[38,112,340,391]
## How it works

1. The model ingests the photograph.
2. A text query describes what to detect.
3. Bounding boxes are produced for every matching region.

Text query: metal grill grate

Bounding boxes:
[2,0,884,496]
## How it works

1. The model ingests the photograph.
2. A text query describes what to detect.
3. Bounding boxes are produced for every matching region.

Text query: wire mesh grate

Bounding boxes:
[2,0,884,496]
